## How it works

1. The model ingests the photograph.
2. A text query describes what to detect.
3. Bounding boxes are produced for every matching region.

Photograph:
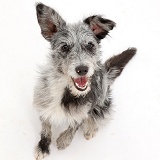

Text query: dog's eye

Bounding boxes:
[61,44,70,52]
[86,42,94,51]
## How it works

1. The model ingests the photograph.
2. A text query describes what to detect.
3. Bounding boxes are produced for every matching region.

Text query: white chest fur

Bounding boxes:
[35,75,90,126]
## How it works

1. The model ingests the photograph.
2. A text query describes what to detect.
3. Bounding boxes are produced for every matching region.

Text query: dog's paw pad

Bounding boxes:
[34,146,48,160]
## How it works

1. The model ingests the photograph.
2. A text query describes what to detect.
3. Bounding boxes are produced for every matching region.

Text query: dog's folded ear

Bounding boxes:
[36,3,66,41]
[84,15,116,40]
[105,48,137,83]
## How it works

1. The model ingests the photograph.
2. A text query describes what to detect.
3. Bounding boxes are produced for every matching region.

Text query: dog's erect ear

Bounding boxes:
[84,15,116,40]
[105,48,137,83]
[36,3,66,41]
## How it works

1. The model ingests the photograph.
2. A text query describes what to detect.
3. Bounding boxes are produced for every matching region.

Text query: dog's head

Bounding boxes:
[36,3,116,96]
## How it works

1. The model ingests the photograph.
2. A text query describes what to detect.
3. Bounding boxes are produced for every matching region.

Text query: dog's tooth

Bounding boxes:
[75,82,79,87]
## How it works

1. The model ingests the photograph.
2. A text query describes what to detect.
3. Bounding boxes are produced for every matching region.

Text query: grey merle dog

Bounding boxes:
[34,3,136,159]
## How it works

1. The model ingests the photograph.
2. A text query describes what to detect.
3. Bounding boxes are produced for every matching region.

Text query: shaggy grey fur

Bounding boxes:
[34,3,136,159]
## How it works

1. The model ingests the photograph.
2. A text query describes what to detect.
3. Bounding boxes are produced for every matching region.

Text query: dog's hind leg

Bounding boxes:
[81,116,99,140]
[56,123,79,150]
[35,119,52,160]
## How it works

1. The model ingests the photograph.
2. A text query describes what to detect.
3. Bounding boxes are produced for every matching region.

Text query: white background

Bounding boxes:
[0,0,160,160]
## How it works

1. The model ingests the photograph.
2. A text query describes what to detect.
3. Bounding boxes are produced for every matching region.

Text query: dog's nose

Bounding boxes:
[75,65,88,76]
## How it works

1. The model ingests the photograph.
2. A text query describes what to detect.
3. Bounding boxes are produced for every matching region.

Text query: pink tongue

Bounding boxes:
[74,77,88,87]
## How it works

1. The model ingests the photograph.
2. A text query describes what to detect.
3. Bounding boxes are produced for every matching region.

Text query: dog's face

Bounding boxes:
[36,3,115,96]
[50,24,101,96]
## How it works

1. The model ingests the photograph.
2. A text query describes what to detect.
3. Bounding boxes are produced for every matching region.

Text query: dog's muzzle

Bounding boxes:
[72,65,89,91]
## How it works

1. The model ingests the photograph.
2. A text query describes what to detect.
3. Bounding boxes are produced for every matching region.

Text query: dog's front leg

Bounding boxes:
[35,119,52,160]
[56,123,79,150]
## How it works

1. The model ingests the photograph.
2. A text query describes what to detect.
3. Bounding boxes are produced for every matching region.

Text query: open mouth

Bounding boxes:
[72,76,89,91]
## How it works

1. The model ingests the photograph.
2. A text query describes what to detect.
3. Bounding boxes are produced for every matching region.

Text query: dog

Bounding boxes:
[34,3,136,159]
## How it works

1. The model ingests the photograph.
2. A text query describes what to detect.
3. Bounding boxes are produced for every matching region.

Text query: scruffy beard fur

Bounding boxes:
[34,3,137,160]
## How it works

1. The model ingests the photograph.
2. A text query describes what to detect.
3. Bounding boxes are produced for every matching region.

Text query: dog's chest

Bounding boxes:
[48,100,90,126]
[45,84,90,126]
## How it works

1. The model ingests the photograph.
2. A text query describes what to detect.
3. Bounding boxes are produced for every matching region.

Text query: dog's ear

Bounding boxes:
[105,48,137,83]
[36,3,66,41]
[84,15,116,40]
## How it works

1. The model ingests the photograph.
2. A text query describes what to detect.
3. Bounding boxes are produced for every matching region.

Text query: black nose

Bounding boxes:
[75,65,89,76]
